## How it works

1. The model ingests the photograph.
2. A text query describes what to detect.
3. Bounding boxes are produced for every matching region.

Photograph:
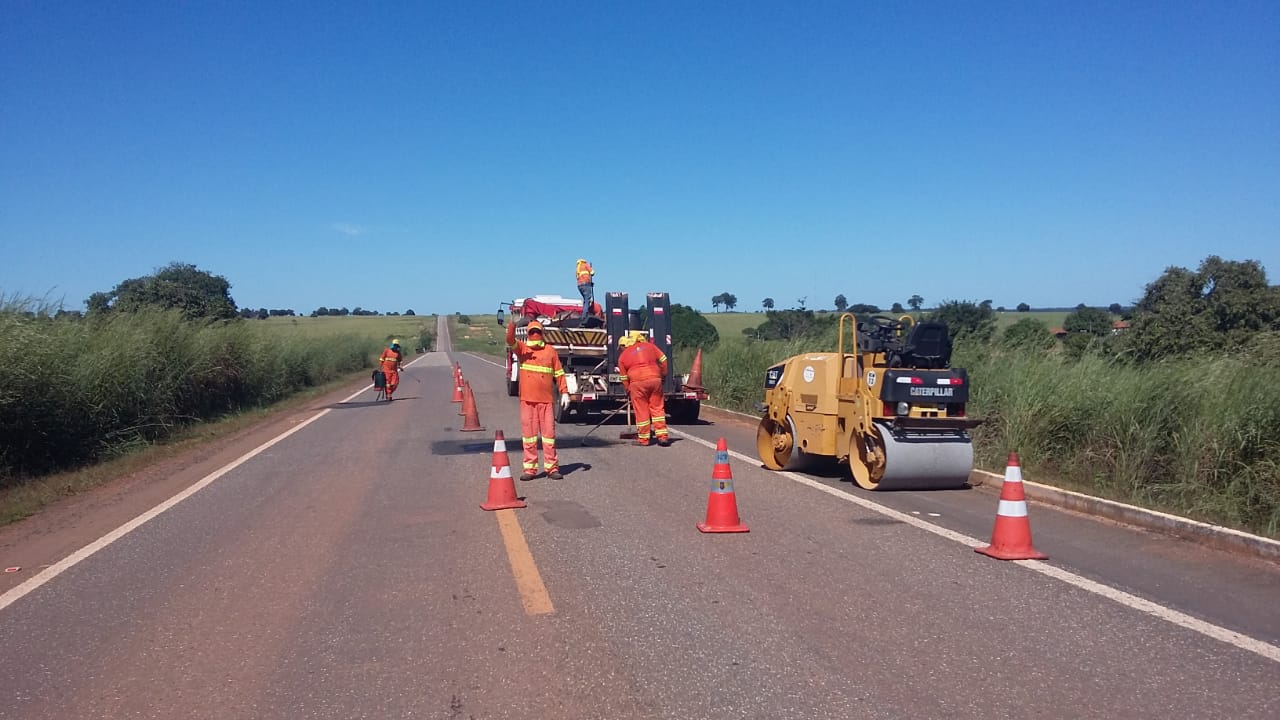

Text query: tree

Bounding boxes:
[981,299,994,309]
[890,302,905,314]
[1124,256,1280,360]
[762,297,774,310]
[722,293,738,311]
[1064,306,1112,336]
[996,306,1006,313]
[1002,317,1054,351]
[96,262,237,320]
[928,300,996,343]
[1016,302,1031,313]
[405,309,416,316]
[753,309,837,341]
[85,291,112,316]
[833,294,848,312]
[312,307,330,317]
[908,294,924,312]
[670,304,719,350]
[849,303,881,315]
[711,294,722,312]
[256,307,270,320]
[796,296,807,310]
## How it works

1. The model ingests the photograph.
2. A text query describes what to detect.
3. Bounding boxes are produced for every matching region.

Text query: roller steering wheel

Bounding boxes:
[866,315,902,333]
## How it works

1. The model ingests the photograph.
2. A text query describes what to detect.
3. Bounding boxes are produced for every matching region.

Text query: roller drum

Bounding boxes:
[872,421,973,490]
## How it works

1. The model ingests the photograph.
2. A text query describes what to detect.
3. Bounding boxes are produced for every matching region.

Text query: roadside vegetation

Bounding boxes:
[697,255,1280,537]
[0,264,436,500]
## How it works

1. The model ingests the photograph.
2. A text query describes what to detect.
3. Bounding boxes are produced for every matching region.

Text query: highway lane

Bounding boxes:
[0,317,1275,719]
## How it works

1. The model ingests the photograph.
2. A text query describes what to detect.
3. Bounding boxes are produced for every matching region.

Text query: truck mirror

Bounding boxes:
[496,308,505,326]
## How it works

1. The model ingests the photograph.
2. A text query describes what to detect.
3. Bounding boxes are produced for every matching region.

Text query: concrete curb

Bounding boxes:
[972,468,1280,562]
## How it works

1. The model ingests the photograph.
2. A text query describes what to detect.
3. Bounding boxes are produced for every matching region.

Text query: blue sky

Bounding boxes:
[2,1,1277,315]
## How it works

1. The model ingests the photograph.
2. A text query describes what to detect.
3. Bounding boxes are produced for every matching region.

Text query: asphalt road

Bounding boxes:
[1,316,1277,719]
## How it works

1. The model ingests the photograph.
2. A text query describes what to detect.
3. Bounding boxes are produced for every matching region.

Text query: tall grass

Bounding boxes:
[700,335,1280,537]
[0,308,381,484]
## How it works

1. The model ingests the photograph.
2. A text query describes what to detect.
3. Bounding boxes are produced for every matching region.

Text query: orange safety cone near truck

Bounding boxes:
[460,382,486,432]
[451,376,465,403]
[684,348,705,391]
[697,438,749,533]
[480,431,526,511]
[976,452,1047,561]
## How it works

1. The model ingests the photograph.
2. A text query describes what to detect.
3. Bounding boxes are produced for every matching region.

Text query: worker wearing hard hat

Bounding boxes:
[379,339,404,400]
[616,332,670,446]
[507,320,570,479]
[575,258,595,327]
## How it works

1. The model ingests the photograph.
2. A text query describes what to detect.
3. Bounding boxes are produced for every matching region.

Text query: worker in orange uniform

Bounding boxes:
[506,320,570,480]
[616,333,670,446]
[575,258,594,327]
[379,339,404,401]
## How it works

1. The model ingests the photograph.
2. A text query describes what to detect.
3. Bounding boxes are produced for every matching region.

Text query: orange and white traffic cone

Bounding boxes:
[480,431,526,511]
[697,438,749,533]
[460,382,486,432]
[451,376,465,403]
[684,348,705,391]
[976,452,1047,560]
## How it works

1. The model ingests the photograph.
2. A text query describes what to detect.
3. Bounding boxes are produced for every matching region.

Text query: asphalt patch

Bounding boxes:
[539,500,603,530]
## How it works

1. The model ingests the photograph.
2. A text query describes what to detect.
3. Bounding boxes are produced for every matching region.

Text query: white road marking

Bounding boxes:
[671,431,1280,665]
[0,357,428,614]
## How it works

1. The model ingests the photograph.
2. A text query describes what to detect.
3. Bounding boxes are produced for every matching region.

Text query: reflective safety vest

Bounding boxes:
[617,341,667,385]
[576,260,594,285]
[507,323,568,403]
[379,348,402,373]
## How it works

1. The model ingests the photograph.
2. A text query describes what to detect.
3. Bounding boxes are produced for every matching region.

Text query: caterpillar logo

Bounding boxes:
[909,387,955,397]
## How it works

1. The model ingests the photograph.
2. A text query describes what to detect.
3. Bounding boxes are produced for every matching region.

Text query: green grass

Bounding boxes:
[263,314,436,347]
[994,310,1070,331]
[705,311,776,338]
[450,315,506,357]
[0,308,393,485]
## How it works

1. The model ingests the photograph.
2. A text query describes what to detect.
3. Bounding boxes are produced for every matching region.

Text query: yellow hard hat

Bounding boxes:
[391,338,401,347]
[618,334,634,348]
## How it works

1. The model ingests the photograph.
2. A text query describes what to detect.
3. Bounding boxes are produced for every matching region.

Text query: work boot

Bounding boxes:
[519,472,536,481]
[658,437,671,447]
[632,440,650,447]
[547,469,564,480]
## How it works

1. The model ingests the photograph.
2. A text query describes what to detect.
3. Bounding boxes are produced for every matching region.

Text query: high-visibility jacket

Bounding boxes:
[617,341,667,387]
[576,260,594,285]
[507,322,568,404]
[379,348,403,373]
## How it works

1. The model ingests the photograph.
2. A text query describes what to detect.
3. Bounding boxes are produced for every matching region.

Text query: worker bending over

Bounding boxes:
[616,333,670,447]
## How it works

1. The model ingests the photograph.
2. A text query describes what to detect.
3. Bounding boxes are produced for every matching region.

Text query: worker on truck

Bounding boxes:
[616,332,670,447]
[506,320,570,480]
[575,258,595,327]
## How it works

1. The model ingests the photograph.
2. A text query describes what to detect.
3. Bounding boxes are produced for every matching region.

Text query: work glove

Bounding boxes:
[559,394,570,411]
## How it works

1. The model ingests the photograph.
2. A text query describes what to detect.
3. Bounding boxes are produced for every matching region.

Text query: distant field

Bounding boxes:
[449,314,505,356]
[704,312,770,338]
[263,315,437,350]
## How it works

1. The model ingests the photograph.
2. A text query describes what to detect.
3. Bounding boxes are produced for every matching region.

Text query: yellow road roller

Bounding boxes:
[756,313,983,490]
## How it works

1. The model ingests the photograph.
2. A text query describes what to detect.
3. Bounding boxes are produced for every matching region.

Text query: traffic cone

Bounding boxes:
[451,376,464,403]
[976,452,1047,561]
[480,431,526,511]
[460,382,486,432]
[697,438,749,533]
[684,348,704,391]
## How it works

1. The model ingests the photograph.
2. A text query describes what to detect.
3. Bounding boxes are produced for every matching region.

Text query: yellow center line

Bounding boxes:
[494,509,554,615]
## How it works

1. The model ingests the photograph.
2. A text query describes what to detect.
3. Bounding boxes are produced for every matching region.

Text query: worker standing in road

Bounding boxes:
[575,258,595,327]
[506,320,570,479]
[379,339,404,401]
[616,333,670,447]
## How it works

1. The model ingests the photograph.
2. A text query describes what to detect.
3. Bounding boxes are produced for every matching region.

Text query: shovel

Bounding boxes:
[580,401,639,446]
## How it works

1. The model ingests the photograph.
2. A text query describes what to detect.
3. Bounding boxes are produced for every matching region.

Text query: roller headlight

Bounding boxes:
[896,402,910,416]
